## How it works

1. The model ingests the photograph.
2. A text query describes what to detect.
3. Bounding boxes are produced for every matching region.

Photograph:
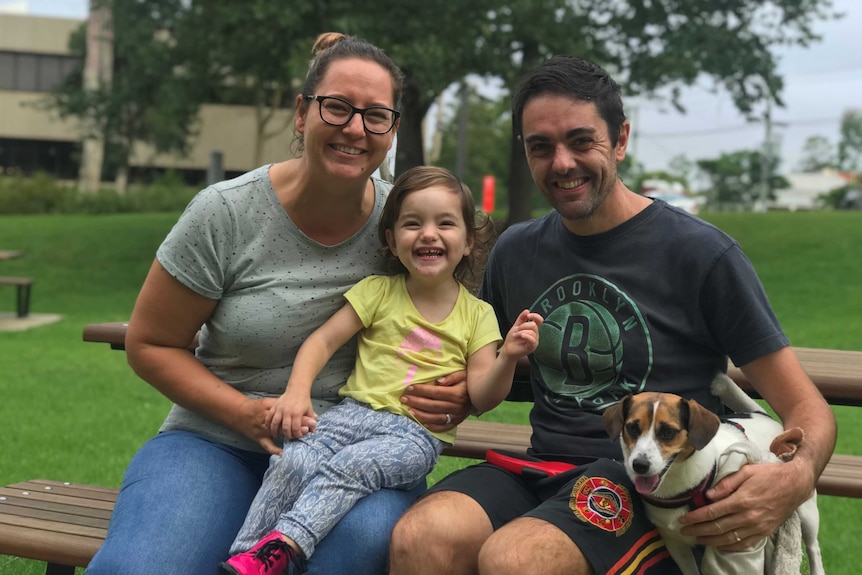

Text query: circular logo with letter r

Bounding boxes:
[531,274,652,410]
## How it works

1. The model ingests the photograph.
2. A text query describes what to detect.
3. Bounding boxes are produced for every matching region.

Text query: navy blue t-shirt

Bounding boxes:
[479,200,788,461]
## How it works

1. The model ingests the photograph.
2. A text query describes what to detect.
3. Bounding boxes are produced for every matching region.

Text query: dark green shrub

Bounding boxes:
[0,173,75,214]
[69,188,134,214]
[0,172,198,214]
[126,170,197,212]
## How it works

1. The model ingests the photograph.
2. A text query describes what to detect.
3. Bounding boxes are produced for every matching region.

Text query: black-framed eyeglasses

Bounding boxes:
[304,95,400,135]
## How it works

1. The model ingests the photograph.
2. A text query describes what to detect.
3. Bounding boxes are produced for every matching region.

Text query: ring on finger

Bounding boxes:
[445,413,452,425]
[732,530,741,543]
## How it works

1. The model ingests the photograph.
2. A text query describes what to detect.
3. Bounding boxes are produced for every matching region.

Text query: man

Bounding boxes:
[388,55,836,575]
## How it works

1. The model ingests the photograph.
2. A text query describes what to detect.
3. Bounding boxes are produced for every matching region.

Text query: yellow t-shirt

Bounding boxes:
[340,274,502,444]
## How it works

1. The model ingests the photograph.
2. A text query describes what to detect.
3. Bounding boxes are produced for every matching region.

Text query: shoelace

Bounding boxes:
[253,539,291,571]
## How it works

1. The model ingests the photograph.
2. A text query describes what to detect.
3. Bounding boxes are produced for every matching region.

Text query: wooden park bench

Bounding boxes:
[1,321,860,574]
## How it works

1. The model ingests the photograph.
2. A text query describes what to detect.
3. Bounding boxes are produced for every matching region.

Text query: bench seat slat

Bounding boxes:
[7,480,119,503]
[0,494,112,520]
[0,482,111,569]
[0,487,116,510]
[0,523,103,568]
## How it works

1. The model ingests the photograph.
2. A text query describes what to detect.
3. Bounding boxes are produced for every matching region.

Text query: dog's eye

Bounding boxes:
[625,422,641,439]
[657,424,679,442]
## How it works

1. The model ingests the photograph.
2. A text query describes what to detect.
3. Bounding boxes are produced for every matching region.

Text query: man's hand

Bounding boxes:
[402,371,473,432]
[678,459,814,550]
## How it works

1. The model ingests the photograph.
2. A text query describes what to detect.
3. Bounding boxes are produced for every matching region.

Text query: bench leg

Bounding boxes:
[16,283,31,318]
[45,563,75,575]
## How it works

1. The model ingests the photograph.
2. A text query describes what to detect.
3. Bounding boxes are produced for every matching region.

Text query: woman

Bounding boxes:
[85,33,471,575]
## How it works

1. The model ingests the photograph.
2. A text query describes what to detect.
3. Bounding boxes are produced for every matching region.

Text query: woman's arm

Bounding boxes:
[125,259,281,454]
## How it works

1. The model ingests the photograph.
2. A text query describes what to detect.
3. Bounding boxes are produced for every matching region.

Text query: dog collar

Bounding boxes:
[640,463,717,510]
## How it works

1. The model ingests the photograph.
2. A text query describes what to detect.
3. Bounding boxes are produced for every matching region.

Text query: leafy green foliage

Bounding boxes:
[798,135,837,172]
[0,172,196,214]
[0,173,75,214]
[435,87,513,210]
[696,149,789,209]
[838,108,862,171]
[39,0,837,222]
[467,0,836,223]
[818,175,862,209]
[175,1,327,165]
[42,0,202,184]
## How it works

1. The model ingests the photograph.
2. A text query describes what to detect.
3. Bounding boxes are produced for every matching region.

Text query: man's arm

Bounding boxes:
[744,346,836,480]
[679,346,836,549]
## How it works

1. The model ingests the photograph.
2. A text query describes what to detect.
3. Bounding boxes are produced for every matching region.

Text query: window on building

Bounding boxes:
[0,51,80,92]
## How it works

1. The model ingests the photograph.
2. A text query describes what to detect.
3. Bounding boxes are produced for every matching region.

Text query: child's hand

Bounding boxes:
[502,309,543,358]
[266,386,318,440]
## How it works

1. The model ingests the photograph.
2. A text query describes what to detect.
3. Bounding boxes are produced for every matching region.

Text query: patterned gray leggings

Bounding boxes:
[230,398,444,558]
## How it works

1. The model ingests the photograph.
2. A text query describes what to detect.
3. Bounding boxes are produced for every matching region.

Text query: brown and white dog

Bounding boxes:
[602,374,824,575]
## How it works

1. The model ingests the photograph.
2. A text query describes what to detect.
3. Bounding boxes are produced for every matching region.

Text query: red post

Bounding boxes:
[482,175,496,213]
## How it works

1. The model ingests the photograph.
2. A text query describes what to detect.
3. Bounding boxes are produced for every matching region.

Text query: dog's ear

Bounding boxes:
[603,395,631,440]
[681,397,721,450]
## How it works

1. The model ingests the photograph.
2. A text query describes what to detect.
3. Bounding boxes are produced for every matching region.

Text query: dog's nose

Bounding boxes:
[632,458,650,474]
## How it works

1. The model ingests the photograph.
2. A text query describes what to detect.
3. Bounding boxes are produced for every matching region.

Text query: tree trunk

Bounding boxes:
[78,1,113,193]
[394,78,426,177]
[114,165,128,195]
[504,42,541,227]
[505,127,535,227]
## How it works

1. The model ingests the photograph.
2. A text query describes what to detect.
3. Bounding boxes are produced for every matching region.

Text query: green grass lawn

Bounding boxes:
[1,210,860,574]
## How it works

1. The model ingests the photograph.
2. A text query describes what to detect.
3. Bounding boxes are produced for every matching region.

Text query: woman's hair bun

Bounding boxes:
[311,32,348,57]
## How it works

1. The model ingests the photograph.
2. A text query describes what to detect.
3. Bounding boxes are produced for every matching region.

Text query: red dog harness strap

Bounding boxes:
[640,463,717,509]
[485,450,577,479]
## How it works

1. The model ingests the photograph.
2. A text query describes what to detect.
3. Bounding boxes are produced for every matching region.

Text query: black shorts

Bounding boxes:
[426,458,682,575]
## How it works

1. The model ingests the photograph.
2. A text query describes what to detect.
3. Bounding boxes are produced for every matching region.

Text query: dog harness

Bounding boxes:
[640,463,717,510]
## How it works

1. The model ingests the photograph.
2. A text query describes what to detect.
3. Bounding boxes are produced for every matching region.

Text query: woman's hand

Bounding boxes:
[234,396,283,455]
[402,370,473,432]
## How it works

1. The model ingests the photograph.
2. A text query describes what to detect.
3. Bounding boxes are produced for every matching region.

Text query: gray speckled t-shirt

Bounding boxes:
[156,165,391,451]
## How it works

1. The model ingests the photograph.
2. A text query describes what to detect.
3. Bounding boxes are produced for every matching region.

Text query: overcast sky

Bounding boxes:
[4,0,860,175]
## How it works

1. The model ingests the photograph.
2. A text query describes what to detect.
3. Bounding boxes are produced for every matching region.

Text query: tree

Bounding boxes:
[668,155,695,185]
[798,135,836,172]
[40,0,838,208]
[435,86,512,214]
[471,0,837,224]
[175,1,329,167]
[696,150,788,210]
[342,1,501,176]
[43,0,200,192]
[838,109,862,172]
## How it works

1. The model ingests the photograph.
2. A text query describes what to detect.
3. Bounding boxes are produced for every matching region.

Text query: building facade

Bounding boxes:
[0,12,296,184]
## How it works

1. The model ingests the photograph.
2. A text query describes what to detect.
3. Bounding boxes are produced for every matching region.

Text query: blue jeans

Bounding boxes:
[85,430,424,575]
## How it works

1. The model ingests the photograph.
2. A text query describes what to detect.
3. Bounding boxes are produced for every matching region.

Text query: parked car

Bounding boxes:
[644,193,701,215]
[838,189,862,210]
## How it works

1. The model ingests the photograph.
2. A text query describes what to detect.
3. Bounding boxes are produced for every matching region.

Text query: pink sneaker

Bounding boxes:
[220,531,305,575]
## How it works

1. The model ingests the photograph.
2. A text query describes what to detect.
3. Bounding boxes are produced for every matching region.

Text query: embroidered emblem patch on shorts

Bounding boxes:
[569,475,633,536]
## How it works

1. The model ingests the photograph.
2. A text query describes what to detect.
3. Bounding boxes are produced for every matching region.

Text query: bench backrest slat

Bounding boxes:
[83,322,862,406]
